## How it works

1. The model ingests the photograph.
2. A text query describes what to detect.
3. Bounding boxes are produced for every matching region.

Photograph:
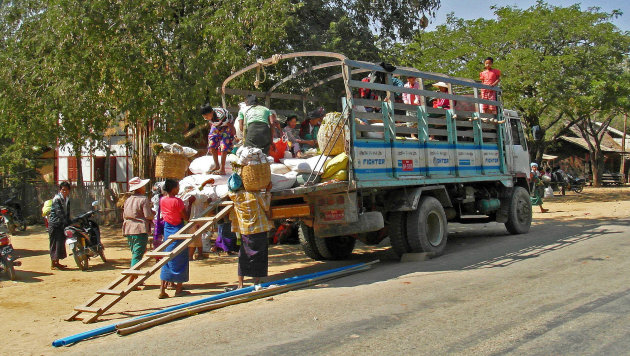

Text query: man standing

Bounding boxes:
[48,181,71,270]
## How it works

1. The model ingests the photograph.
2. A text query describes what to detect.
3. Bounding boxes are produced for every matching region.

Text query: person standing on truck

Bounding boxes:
[479,57,501,114]
[530,163,549,213]
[237,95,273,154]
[201,104,235,175]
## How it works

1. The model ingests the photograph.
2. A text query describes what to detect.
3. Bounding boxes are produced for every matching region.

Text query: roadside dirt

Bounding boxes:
[0,186,628,355]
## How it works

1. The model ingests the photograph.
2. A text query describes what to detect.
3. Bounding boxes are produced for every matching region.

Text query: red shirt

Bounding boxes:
[160,196,186,226]
[480,68,501,86]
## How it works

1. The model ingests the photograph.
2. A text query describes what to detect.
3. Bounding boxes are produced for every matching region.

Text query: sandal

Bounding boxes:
[158,292,169,299]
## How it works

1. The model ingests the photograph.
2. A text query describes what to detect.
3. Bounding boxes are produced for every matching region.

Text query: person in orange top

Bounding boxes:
[479,57,501,114]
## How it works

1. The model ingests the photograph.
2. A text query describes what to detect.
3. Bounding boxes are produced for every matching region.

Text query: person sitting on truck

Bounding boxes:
[479,57,501,114]
[237,95,273,154]
[432,81,451,109]
[283,115,308,157]
[299,107,325,151]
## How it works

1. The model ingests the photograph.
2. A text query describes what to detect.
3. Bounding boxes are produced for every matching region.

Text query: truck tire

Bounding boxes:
[505,186,532,234]
[298,222,324,260]
[406,196,448,255]
[388,212,410,257]
[314,235,356,260]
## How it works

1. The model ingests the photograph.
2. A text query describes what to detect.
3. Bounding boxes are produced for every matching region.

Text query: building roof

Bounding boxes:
[558,136,624,153]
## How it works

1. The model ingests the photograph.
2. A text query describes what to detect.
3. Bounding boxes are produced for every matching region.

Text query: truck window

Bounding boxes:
[510,119,527,149]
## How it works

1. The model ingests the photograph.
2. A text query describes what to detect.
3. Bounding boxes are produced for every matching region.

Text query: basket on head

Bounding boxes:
[240,162,271,191]
[155,152,189,179]
[317,112,346,156]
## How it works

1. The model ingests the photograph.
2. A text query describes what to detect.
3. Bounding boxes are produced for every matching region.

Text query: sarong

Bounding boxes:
[215,222,238,253]
[159,222,189,283]
[244,122,271,154]
[126,233,148,267]
[238,231,269,278]
[49,226,67,260]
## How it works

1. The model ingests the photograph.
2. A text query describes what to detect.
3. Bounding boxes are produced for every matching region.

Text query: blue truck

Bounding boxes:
[222,52,532,260]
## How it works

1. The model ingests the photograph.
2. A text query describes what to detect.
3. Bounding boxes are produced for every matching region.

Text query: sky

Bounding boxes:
[425,0,630,32]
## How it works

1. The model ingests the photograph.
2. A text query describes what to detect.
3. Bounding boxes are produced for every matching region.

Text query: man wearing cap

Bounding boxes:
[122,177,154,287]
[299,107,325,151]
[201,103,235,175]
[237,95,273,154]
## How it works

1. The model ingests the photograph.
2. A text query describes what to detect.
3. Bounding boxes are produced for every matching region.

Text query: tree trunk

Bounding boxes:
[74,152,84,188]
[131,120,153,180]
[590,148,603,187]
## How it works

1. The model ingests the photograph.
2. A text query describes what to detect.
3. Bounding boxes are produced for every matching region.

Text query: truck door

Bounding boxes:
[505,111,530,176]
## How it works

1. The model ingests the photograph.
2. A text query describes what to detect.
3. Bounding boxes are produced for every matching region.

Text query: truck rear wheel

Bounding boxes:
[298,222,324,260]
[314,235,356,260]
[388,212,410,257]
[406,196,448,255]
[505,186,532,234]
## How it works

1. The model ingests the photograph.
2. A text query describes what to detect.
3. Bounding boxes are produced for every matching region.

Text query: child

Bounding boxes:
[283,115,302,157]
[159,179,194,298]
[479,57,501,114]
[201,104,235,175]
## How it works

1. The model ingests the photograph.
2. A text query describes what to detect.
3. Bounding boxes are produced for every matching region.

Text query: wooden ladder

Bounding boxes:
[66,199,233,324]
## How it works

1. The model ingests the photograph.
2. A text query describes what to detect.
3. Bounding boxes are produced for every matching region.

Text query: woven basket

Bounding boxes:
[318,112,346,156]
[241,162,271,191]
[155,152,189,179]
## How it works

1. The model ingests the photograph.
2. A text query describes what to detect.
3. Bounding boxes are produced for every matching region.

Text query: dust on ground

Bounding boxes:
[0,186,628,355]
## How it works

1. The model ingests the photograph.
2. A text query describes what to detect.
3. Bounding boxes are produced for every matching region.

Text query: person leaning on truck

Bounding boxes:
[237,95,273,154]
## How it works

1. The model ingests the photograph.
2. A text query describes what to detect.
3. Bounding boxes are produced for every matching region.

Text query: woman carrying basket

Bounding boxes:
[237,95,273,154]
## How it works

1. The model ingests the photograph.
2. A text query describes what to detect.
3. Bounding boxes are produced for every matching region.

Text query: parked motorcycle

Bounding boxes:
[64,201,106,271]
[0,197,27,234]
[549,169,586,195]
[0,216,21,280]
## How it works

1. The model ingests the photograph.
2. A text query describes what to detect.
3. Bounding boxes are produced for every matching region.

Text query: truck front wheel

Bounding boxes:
[505,186,532,234]
[406,196,448,256]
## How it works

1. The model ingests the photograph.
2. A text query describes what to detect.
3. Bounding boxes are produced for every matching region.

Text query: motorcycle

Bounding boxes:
[549,169,586,195]
[0,216,21,280]
[64,201,106,271]
[0,196,27,234]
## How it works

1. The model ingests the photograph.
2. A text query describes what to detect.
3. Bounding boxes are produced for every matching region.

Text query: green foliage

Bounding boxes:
[395,1,630,162]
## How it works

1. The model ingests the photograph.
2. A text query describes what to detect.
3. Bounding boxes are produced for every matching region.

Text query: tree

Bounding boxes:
[393,1,630,164]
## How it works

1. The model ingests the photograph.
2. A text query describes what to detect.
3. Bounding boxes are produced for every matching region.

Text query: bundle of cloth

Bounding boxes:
[158,142,198,157]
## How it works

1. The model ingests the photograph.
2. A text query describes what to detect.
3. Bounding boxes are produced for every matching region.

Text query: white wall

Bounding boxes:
[58,157,68,181]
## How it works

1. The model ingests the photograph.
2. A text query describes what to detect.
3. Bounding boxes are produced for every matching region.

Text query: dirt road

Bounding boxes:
[1,187,628,355]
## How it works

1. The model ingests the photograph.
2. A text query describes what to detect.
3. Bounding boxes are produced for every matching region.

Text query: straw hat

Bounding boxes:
[128,177,150,192]
[432,81,449,89]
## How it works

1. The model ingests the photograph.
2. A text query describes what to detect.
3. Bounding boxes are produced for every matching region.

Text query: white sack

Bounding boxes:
[189,156,216,174]
[270,163,291,175]
[270,171,298,192]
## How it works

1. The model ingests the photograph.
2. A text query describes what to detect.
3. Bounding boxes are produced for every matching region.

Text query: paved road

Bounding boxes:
[62,216,630,355]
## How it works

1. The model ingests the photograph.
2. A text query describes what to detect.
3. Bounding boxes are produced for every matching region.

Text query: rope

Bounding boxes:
[254,54,283,89]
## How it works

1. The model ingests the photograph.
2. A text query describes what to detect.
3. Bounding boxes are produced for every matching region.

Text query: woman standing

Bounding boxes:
[159,179,194,298]
[122,177,154,287]
[530,163,549,213]
[48,182,71,270]
[237,95,273,154]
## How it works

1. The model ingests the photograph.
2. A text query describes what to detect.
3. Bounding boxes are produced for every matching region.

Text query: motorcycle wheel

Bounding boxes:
[6,261,16,281]
[73,246,89,271]
[573,185,584,193]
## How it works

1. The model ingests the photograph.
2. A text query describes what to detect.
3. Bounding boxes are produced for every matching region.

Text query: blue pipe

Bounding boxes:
[52,262,369,347]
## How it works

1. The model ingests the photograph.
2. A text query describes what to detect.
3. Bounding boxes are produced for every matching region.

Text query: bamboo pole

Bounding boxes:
[116,263,376,336]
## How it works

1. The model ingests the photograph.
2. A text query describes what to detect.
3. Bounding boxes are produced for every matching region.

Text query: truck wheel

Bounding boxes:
[388,212,410,257]
[298,222,324,260]
[314,235,356,260]
[406,196,448,255]
[505,186,532,234]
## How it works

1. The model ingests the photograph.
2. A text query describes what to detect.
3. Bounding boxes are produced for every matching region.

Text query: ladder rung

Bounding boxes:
[74,306,102,313]
[191,217,215,222]
[168,234,194,239]
[121,270,150,276]
[97,289,124,296]
[146,251,171,257]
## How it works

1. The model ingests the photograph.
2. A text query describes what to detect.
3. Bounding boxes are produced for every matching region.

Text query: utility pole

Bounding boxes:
[622,112,628,183]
